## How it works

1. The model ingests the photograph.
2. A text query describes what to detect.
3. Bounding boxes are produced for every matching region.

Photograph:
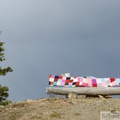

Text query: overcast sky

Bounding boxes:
[0,0,120,102]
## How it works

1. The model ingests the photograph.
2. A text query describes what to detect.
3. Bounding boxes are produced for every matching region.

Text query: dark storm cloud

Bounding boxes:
[0,0,120,101]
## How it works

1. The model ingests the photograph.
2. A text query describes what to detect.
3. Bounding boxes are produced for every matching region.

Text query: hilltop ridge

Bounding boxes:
[0,98,120,120]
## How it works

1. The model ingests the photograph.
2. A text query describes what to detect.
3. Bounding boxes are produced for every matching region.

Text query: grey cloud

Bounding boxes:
[0,0,120,102]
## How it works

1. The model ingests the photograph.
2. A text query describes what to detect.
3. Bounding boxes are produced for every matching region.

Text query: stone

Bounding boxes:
[68,92,77,99]
[25,99,33,102]
[0,105,4,108]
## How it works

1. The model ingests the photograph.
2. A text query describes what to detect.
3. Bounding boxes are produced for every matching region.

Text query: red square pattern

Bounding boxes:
[110,78,115,83]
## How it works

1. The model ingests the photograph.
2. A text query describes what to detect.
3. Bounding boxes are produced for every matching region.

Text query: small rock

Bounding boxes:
[25,99,33,102]
[68,93,77,99]
[0,105,4,108]
[98,95,105,99]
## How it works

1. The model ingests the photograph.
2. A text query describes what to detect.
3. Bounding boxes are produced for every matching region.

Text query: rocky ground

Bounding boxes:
[0,97,120,120]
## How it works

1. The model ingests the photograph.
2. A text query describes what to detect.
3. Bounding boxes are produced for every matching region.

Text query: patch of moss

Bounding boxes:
[49,112,61,118]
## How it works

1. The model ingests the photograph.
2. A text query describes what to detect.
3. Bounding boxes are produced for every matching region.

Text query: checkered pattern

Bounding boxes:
[49,75,120,87]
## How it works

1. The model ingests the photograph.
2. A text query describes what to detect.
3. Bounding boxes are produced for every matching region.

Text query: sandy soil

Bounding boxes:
[0,97,120,120]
